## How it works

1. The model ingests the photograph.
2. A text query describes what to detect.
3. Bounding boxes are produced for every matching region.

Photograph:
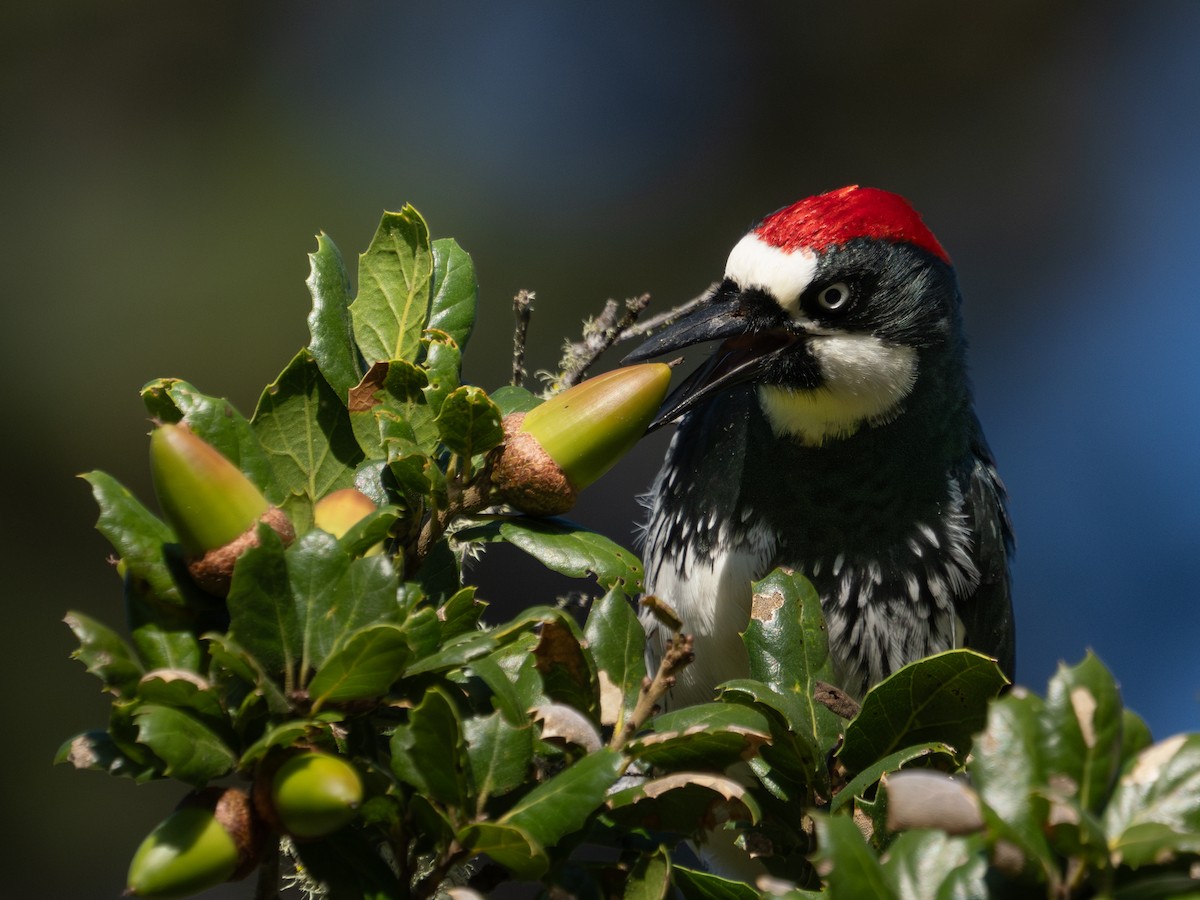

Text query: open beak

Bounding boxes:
[623,292,800,430]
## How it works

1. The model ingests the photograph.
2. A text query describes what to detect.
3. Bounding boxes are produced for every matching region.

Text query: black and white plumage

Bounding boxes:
[626,186,1014,708]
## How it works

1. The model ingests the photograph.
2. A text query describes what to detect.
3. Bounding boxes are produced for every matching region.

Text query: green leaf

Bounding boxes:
[226,524,299,686]
[140,378,277,501]
[438,586,485,639]
[1105,733,1200,868]
[838,649,1007,774]
[288,530,353,677]
[309,553,401,669]
[404,629,496,676]
[1042,651,1125,815]
[814,814,897,899]
[427,237,477,351]
[125,572,205,672]
[458,820,547,879]
[716,679,827,795]
[434,384,503,458]
[671,866,764,900]
[350,206,434,366]
[307,624,410,710]
[136,670,227,732]
[626,845,672,900]
[968,689,1055,876]
[881,830,988,900]
[831,742,960,814]
[82,471,183,607]
[205,632,291,717]
[306,231,361,399]
[606,771,760,836]
[64,610,143,697]
[457,517,644,593]
[499,747,624,848]
[742,568,841,750]
[390,685,471,808]
[239,720,323,769]
[252,348,364,530]
[421,334,463,418]
[490,384,542,416]
[464,710,534,807]
[469,635,545,726]
[133,704,236,786]
[631,703,770,771]
[290,830,404,900]
[584,588,645,730]
[55,730,160,782]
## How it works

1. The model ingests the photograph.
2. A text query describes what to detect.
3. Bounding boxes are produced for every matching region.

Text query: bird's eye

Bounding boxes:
[816,282,853,312]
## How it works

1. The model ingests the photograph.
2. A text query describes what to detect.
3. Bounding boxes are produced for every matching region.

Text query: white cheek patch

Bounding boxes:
[724,233,817,317]
[758,335,918,445]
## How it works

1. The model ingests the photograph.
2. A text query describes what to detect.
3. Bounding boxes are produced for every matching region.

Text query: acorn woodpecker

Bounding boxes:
[626,185,1014,708]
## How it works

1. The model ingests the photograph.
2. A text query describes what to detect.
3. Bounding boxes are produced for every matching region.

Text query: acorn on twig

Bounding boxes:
[126,787,263,898]
[149,423,294,596]
[492,363,672,516]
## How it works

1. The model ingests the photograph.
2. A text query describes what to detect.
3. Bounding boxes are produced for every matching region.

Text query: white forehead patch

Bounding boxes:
[758,335,918,445]
[724,232,817,316]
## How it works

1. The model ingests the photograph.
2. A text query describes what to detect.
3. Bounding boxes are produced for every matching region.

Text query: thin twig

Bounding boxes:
[611,598,695,750]
[611,285,713,346]
[555,292,652,390]
[511,290,534,388]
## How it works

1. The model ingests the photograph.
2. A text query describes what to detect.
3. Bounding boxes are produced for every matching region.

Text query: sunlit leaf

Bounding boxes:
[305,231,360,399]
[308,624,410,710]
[839,649,1006,774]
[583,588,644,729]
[350,206,434,366]
[456,517,643,593]
[252,348,363,530]
[427,237,477,351]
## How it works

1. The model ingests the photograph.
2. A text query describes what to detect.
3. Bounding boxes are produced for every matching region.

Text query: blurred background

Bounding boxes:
[5,1,1199,896]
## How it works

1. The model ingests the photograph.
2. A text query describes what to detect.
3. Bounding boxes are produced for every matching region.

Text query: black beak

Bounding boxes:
[623,290,800,430]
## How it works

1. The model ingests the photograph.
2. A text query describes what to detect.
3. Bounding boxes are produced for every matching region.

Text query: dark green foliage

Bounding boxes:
[60,208,1200,898]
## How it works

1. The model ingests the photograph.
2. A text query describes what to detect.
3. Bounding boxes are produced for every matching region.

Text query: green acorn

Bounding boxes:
[126,787,262,898]
[149,423,294,595]
[493,363,672,516]
[257,751,364,839]
[313,487,382,556]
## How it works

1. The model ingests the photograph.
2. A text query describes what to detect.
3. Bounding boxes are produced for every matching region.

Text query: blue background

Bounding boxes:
[5,3,1198,896]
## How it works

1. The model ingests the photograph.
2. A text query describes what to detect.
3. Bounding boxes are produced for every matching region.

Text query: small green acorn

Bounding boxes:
[257,751,364,839]
[493,363,672,515]
[149,422,294,595]
[313,487,382,555]
[126,787,262,898]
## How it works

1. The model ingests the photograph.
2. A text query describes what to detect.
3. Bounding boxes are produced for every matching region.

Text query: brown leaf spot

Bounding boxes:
[348,361,390,412]
[750,589,785,623]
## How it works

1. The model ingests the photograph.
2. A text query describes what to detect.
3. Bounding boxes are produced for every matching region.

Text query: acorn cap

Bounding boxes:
[493,363,671,515]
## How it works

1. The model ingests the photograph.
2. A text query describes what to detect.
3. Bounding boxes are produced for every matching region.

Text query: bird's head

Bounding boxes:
[625,186,965,446]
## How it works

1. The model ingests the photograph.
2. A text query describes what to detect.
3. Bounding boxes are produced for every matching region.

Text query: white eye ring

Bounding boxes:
[816,281,852,311]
